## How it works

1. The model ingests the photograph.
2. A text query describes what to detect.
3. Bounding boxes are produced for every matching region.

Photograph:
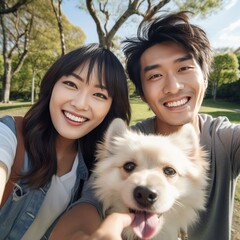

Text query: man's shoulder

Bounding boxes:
[199,113,236,129]
[130,116,155,134]
[199,113,240,142]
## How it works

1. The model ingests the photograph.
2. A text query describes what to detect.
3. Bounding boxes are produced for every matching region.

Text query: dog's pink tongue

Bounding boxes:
[131,211,159,239]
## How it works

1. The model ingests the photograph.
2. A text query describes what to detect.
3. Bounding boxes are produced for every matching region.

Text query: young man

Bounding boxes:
[122,11,240,240]
[50,11,240,240]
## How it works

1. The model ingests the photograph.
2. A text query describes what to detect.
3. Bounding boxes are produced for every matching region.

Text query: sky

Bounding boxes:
[62,0,240,50]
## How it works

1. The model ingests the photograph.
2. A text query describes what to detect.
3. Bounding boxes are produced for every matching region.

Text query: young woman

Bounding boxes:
[0,43,131,239]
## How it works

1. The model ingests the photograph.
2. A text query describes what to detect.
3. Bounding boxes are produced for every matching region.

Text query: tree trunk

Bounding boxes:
[212,80,217,101]
[2,58,12,103]
[51,0,65,55]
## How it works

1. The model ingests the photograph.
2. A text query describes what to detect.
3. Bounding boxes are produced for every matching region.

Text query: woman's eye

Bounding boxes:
[63,81,77,89]
[94,92,108,100]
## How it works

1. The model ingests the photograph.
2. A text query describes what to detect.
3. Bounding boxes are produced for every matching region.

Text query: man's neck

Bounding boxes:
[154,115,200,135]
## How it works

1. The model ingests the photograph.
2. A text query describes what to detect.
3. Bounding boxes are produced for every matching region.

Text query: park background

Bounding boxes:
[0,0,240,239]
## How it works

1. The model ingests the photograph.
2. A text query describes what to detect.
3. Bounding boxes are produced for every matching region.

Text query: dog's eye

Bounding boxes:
[123,162,136,173]
[163,166,176,176]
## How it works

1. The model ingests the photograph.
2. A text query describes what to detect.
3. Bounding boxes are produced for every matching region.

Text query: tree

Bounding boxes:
[50,0,66,56]
[210,53,239,101]
[0,0,86,103]
[0,55,3,89]
[0,0,32,14]
[80,0,224,49]
[0,2,34,102]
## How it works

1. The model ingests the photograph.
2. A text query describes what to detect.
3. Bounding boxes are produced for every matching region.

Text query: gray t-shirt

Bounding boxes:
[132,113,240,240]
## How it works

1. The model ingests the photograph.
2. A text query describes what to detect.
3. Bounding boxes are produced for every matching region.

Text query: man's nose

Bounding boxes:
[163,73,184,94]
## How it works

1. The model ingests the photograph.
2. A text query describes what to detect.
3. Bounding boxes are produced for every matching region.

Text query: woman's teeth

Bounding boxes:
[64,111,87,123]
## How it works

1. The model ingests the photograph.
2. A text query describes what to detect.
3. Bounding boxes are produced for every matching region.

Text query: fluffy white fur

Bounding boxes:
[92,118,209,240]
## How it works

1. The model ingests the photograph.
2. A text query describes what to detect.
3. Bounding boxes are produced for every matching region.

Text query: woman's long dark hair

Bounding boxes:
[23,43,131,188]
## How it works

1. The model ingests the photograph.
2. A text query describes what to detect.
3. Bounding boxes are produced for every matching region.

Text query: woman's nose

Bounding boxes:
[163,73,184,94]
[71,91,90,111]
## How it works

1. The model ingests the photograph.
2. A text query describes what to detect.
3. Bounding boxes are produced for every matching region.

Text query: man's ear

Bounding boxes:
[204,77,208,89]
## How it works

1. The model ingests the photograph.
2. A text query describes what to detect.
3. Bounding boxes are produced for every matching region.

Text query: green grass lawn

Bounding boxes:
[130,97,240,124]
[201,99,240,123]
[130,97,154,125]
[0,101,32,117]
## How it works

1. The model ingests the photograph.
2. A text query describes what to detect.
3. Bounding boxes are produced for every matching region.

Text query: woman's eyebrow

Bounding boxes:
[94,84,108,90]
[70,72,108,90]
[70,72,83,81]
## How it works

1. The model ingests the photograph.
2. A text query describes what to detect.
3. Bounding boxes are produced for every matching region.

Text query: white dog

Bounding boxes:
[93,118,209,240]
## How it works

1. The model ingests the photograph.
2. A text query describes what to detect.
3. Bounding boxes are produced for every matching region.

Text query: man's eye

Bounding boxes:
[63,81,77,88]
[179,66,193,72]
[149,74,162,80]
[94,93,108,100]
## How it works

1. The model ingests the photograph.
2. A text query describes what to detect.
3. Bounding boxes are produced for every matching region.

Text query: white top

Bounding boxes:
[0,122,17,179]
[22,154,78,240]
[0,122,78,239]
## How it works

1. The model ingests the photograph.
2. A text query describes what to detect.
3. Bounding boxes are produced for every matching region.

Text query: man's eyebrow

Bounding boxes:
[70,72,108,90]
[143,64,160,73]
[143,54,193,73]
[174,53,193,63]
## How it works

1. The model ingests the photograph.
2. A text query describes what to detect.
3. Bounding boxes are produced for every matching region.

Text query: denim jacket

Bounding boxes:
[0,116,89,240]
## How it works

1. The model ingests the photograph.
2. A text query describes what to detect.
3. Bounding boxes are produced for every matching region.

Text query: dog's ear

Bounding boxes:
[171,124,208,178]
[104,118,128,145]
[171,124,200,159]
[96,119,128,160]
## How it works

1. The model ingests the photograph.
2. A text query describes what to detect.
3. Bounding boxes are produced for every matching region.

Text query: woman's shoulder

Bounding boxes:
[0,115,16,135]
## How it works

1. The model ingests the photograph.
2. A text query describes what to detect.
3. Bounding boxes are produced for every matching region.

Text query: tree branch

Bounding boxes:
[86,0,106,46]
[0,0,32,14]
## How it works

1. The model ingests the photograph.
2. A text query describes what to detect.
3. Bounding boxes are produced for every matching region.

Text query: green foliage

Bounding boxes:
[209,52,239,100]
[217,80,240,103]
[11,57,32,92]
[128,80,137,98]
[64,24,86,51]
[176,0,224,16]
[236,54,240,70]
[1,0,87,101]
[211,53,239,85]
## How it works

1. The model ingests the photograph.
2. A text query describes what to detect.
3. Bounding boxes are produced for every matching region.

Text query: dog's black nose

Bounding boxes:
[134,186,158,208]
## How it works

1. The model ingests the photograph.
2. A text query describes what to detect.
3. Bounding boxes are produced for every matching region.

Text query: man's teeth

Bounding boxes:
[165,97,188,108]
[64,112,87,123]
